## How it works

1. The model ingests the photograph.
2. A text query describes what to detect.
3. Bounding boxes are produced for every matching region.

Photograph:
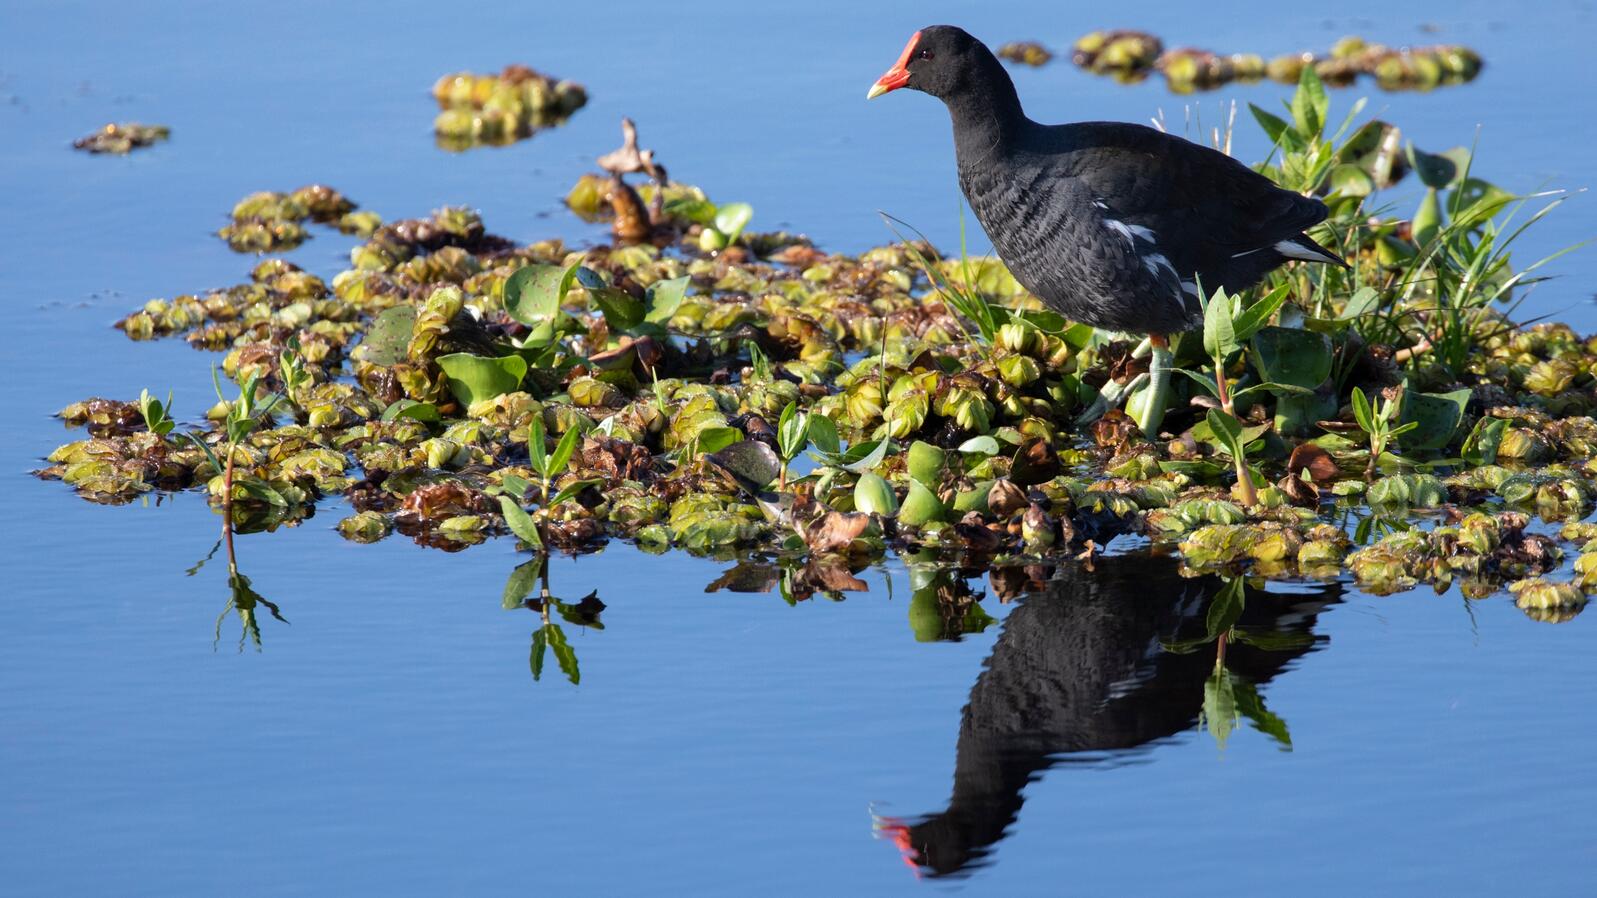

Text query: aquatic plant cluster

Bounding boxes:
[999,31,1482,93]
[35,69,1593,624]
[431,65,588,151]
[72,122,170,154]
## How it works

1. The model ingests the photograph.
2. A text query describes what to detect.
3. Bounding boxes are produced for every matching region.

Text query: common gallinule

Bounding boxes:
[867,25,1347,435]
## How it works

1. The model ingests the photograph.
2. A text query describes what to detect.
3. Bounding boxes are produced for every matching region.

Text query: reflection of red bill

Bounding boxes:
[873,815,923,879]
[866,30,922,100]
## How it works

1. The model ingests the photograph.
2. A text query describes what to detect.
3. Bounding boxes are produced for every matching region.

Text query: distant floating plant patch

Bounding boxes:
[217,185,380,254]
[72,122,170,154]
[1003,30,1483,93]
[431,64,587,152]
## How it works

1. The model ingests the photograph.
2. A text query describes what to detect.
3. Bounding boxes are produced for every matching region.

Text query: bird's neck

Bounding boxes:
[945,62,1030,167]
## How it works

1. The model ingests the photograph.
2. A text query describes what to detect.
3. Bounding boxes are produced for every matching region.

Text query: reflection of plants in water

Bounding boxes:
[502,556,604,685]
[1165,577,1303,751]
[216,570,288,653]
[907,556,994,643]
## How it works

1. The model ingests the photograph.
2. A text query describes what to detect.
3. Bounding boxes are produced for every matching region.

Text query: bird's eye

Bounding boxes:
[918,48,934,60]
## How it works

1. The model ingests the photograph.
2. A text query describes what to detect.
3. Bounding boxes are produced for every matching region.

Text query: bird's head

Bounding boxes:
[865,25,991,102]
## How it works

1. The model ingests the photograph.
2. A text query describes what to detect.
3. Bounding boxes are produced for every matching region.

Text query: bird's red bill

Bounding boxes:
[866,30,921,99]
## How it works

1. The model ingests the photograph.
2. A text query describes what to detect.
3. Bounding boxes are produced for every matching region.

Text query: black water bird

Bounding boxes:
[867,25,1347,434]
[876,556,1340,878]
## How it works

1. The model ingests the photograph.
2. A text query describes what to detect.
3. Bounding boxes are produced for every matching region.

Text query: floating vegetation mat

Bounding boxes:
[1000,31,1483,93]
[34,74,1594,627]
[431,64,587,151]
[72,122,170,154]
[218,185,380,254]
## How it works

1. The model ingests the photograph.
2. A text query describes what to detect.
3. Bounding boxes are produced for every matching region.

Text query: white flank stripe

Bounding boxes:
[1181,281,1200,297]
[1274,239,1336,262]
[1104,218,1137,246]
[1143,253,1175,279]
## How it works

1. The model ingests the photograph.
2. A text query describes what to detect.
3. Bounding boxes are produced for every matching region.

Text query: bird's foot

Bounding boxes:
[1127,345,1175,437]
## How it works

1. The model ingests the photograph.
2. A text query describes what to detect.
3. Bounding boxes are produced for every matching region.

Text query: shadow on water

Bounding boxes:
[877,554,1342,878]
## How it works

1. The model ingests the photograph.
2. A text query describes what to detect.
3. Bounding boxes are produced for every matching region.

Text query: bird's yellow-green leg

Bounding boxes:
[1075,336,1152,425]
[1127,333,1173,437]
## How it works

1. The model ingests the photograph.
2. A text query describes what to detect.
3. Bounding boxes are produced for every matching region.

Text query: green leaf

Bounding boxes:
[501,559,544,609]
[693,426,743,456]
[530,627,547,680]
[545,623,580,684]
[498,495,543,549]
[1291,64,1328,139]
[906,441,946,488]
[1412,187,1443,247]
[644,276,690,324]
[527,415,548,476]
[1327,163,1374,197]
[1202,287,1238,360]
[841,438,891,473]
[777,401,808,461]
[437,353,528,408]
[1174,366,1222,399]
[1250,326,1332,389]
[181,432,222,477]
[1350,387,1375,434]
[548,478,603,508]
[713,202,753,243]
[362,305,417,366]
[1205,408,1245,459]
[898,479,946,527]
[504,262,578,325]
[1461,416,1508,466]
[1340,287,1381,320]
[1406,145,1462,190]
[548,426,581,478]
[1250,104,1301,152]
[237,476,288,507]
[500,474,531,498]
[1233,680,1292,749]
[1232,285,1288,342]
[957,435,1001,456]
[663,197,717,226]
[1399,388,1470,451]
[380,399,441,424]
[1204,667,1239,750]
[1205,578,1246,639]
[808,414,840,456]
[592,287,646,332]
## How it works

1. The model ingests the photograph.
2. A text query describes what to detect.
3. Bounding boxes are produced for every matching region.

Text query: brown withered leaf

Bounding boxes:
[581,436,656,484]
[1090,410,1139,453]
[394,481,493,525]
[798,510,872,555]
[1011,438,1061,486]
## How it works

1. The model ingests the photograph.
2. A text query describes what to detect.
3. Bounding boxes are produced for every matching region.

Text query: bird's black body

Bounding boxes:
[886,25,1344,336]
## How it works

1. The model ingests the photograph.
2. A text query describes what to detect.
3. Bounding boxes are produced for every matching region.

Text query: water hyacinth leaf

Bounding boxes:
[957,435,1001,456]
[437,353,528,408]
[1412,188,1443,247]
[502,558,544,609]
[693,427,743,456]
[853,472,898,516]
[1399,388,1470,450]
[906,441,946,488]
[592,287,645,332]
[1328,164,1375,197]
[504,262,579,325]
[362,305,416,366]
[713,202,753,243]
[663,196,717,226]
[1251,326,1332,389]
[707,440,782,492]
[498,496,543,549]
[1406,144,1462,190]
[381,399,441,424]
[899,479,946,527]
[1341,287,1381,320]
[1461,416,1508,466]
[643,276,690,324]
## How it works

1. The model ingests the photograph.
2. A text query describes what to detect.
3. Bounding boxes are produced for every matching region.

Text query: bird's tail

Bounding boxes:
[1277,233,1349,268]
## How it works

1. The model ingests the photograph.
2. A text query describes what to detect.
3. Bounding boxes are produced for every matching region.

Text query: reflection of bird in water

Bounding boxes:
[878,555,1342,878]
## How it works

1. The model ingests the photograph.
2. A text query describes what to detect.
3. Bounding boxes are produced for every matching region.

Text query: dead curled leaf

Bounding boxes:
[797,510,872,555]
